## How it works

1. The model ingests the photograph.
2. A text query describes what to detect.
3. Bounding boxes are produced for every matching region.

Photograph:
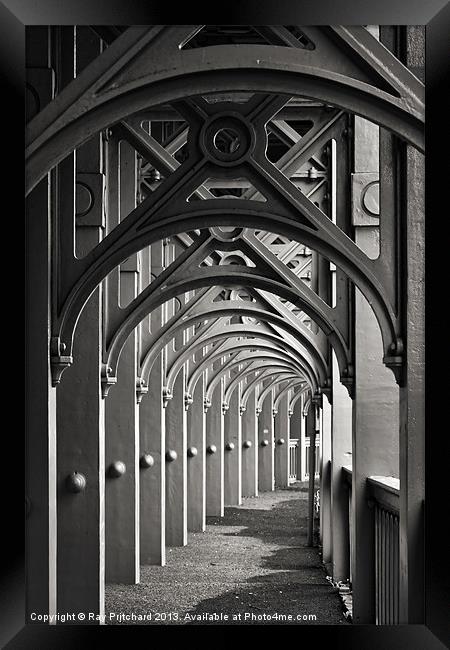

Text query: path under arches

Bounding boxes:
[105,484,348,625]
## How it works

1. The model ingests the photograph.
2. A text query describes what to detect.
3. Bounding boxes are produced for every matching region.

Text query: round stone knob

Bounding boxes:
[207,444,217,455]
[140,454,154,469]
[187,446,198,458]
[260,439,269,447]
[108,461,126,478]
[166,450,178,462]
[277,438,286,446]
[66,471,87,493]
[243,440,252,449]
[225,442,235,451]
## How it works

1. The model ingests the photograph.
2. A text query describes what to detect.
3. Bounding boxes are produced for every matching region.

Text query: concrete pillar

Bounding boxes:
[25,26,57,620]
[224,385,242,506]
[257,387,274,491]
[140,242,165,565]
[289,397,302,481]
[242,391,258,497]
[307,405,318,547]
[56,137,105,615]
[351,114,399,623]
[320,395,332,567]
[165,367,187,546]
[105,140,139,584]
[274,393,290,488]
[330,352,352,583]
[399,143,425,623]
[300,395,307,481]
[187,372,206,531]
[206,378,224,516]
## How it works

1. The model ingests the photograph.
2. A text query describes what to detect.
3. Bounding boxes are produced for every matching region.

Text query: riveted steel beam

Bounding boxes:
[164,326,320,401]
[138,299,329,392]
[26,25,424,194]
[220,361,308,407]
[187,347,309,399]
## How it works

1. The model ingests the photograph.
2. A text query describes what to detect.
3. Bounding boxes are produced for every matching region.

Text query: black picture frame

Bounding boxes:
[3,1,449,647]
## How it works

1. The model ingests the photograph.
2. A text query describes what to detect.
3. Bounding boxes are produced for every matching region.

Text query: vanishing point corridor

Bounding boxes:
[105,484,347,625]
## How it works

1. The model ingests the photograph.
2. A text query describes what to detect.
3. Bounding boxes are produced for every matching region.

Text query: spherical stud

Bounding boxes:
[187,446,198,458]
[261,439,269,447]
[165,449,178,462]
[243,440,252,449]
[207,444,217,455]
[140,454,154,469]
[66,471,87,493]
[277,438,286,446]
[108,461,126,478]
[225,442,235,451]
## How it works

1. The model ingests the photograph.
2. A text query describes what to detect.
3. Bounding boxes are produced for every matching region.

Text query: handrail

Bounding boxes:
[367,476,400,515]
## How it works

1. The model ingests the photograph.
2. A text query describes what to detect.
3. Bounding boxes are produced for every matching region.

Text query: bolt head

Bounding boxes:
[66,471,87,493]
[261,439,269,447]
[140,454,154,468]
[225,442,235,451]
[166,449,178,462]
[187,446,198,458]
[207,444,217,455]
[108,461,126,478]
[277,438,286,446]
[243,440,252,449]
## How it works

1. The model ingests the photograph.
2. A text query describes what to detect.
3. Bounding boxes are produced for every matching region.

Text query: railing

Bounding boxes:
[289,438,299,483]
[305,436,320,479]
[368,476,400,625]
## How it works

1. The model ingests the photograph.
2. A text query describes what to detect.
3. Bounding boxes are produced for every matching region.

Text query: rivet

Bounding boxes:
[277,438,286,446]
[207,445,217,455]
[108,461,126,478]
[66,471,87,493]
[140,454,154,469]
[187,446,198,458]
[225,442,235,451]
[166,449,178,462]
[260,439,269,447]
[243,440,252,449]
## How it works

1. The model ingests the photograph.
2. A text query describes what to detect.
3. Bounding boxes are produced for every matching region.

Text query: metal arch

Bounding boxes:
[290,385,309,413]
[218,361,307,408]
[138,302,329,388]
[273,379,304,413]
[303,397,313,416]
[38,28,420,387]
[256,374,301,413]
[250,371,304,413]
[239,369,296,413]
[186,344,314,399]
[26,25,424,193]
[164,326,321,399]
[104,266,347,388]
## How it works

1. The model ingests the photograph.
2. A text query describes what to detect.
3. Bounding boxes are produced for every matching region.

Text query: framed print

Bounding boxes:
[2,1,449,647]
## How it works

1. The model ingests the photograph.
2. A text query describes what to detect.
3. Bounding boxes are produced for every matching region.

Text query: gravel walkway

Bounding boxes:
[105,483,348,625]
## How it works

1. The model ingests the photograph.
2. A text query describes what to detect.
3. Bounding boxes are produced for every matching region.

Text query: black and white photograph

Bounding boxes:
[2,1,449,647]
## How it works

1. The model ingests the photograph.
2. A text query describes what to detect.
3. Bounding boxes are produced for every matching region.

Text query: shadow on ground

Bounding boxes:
[105,484,347,625]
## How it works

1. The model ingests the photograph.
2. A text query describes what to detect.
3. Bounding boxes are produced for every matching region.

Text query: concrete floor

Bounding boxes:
[105,483,348,625]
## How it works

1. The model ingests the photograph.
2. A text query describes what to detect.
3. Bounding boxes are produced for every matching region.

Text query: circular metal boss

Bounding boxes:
[187,446,198,458]
[140,454,154,468]
[277,438,286,446]
[243,440,253,449]
[108,461,126,478]
[200,113,255,166]
[260,439,270,447]
[225,442,235,451]
[66,471,87,493]
[166,450,178,462]
[207,444,217,455]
